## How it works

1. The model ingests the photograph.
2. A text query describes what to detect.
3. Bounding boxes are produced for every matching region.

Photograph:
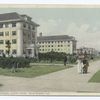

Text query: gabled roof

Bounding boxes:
[37,35,76,42]
[0,12,39,26]
[0,12,21,21]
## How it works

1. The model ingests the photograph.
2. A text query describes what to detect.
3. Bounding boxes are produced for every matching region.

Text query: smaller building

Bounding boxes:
[77,47,98,56]
[37,33,77,54]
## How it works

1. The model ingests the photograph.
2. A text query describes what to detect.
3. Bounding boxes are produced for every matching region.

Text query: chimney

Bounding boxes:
[39,32,42,37]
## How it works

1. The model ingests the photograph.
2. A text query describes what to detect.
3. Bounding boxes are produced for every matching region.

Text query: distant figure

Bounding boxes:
[11,61,17,73]
[82,58,89,74]
[77,58,83,74]
[64,56,67,66]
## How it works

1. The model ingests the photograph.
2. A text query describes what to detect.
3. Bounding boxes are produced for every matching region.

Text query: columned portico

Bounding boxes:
[26,44,35,58]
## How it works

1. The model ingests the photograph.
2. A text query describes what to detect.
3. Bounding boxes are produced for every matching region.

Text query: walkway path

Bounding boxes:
[0,60,100,95]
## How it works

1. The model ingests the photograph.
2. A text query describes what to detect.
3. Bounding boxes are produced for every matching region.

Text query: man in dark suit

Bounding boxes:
[83,58,89,74]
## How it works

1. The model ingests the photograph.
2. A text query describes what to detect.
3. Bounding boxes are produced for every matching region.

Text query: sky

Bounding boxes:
[0,7,100,50]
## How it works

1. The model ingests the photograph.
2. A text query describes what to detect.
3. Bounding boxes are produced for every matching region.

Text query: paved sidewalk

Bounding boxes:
[0,60,100,94]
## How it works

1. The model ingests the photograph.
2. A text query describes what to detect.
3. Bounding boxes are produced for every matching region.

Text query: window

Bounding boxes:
[52,41,53,43]
[68,41,70,43]
[5,32,9,36]
[68,45,70,47]
[0,32,4,36]
[0,24,3,28]
[12,39,17,44]
[51,45,53,47]
[32,27,35,30]
[12,49,17,54]
[58,45,60,47]
[48,45,50,47]
[0,40,4,44]
[42,45,44,47]
[12,31,16,36]
[61,41,63,43]
[42,49,44,51]
[39,42,41,44]
[28,25,31,29]
[5,24,9,28]
[5,40,10,44]
[12,23,16,27]
[23,23,26,28]
[61,45,63,47]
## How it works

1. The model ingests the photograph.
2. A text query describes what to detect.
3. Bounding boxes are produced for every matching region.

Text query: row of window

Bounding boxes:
[0,39,17,44]
[0,23,35,30]
[0,31,16,36]
[0,49,17,54]
[0,23,16,28]
[39,45,70,47]
[39,41,70,44]
[23,23,35,30]
[39,49,69,52]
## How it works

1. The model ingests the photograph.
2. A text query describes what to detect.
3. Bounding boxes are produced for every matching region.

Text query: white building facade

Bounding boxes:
[0,12,39,57]
[37,34,77,54]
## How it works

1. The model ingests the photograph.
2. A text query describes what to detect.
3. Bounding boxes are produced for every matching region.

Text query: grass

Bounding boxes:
[0,65,73,78]
[37,60,64,64]
[89,70,100,82]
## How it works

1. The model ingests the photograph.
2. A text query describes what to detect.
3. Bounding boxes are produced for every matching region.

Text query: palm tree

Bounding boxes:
[6,40,11,56]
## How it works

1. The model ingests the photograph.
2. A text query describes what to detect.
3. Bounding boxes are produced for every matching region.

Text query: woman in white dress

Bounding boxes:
[77,58,83,74]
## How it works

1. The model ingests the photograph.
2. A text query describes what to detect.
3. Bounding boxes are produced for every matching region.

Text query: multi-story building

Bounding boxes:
[77,47,98,56]
[37,33,77,54]
[0,12,39,57]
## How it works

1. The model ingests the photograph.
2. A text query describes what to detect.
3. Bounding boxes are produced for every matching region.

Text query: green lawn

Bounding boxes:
[0,65,73,78]
[89,70,100,82]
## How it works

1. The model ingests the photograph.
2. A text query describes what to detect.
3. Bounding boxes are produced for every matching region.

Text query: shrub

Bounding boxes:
[38,52,77,63]
[0,57,30,69]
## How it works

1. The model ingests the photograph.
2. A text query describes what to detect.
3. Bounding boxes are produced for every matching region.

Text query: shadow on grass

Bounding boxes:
[0,84,3,86]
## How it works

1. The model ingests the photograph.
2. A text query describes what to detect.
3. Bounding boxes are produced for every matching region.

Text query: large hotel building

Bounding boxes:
[0,12,77,57]
[37,33,77,54]
[0,12,39,57]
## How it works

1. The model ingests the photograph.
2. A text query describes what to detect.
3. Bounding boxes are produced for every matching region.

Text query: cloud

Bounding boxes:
[37,18,66,36]
[37,19,100,50]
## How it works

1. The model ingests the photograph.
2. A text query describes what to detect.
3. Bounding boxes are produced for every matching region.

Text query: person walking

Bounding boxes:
[64,55,67,66]
[82,57,89,74]
[77,58,83,74]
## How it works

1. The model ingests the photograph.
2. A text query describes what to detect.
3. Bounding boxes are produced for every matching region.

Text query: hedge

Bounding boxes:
[38,52,77,63]
[0,57,30,69]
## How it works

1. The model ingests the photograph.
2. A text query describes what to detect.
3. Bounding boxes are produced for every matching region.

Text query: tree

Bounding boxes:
[6,40,11,56]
